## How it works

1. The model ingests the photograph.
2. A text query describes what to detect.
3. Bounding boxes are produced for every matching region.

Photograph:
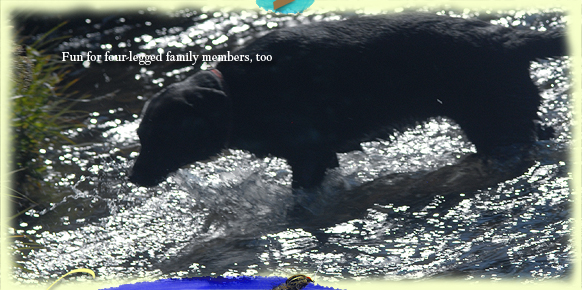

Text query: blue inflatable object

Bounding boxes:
[256,0,315,14]
[101,276,342,290]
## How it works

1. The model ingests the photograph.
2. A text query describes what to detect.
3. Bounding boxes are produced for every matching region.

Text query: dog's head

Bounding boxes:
[129,72,231,187]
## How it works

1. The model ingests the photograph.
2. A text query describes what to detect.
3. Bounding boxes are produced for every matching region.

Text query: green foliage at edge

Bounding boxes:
[10,21,87,212]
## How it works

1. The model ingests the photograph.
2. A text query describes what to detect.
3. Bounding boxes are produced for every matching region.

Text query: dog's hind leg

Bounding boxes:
[451,72,543,157]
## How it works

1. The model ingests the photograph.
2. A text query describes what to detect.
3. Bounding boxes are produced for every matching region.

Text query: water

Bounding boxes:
[10,8,571,285]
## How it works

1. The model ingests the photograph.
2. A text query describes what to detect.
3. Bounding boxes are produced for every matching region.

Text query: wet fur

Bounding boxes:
[130,13,566,188]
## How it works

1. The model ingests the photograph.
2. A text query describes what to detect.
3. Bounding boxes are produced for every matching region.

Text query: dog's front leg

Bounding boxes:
[287,149,339,189]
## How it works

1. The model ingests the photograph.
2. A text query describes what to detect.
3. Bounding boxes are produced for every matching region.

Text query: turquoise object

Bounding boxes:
[256,0,315,14]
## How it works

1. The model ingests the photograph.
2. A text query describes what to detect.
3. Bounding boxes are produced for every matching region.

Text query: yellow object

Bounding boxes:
[46,269,96,290]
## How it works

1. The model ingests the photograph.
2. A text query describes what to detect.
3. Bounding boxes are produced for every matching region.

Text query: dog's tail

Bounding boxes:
[506,29,567,60]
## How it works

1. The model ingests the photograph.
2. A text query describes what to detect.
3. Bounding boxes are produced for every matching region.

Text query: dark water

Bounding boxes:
[11,8,571,285]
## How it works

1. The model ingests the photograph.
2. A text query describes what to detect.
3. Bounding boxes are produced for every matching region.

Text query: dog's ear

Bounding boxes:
[183,87,229,112]
[183,87,232,135]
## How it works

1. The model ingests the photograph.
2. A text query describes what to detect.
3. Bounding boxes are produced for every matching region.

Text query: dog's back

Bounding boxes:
[219,13,566,152]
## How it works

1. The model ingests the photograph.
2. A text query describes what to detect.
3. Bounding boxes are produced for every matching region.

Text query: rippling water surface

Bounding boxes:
[11,7,572,285]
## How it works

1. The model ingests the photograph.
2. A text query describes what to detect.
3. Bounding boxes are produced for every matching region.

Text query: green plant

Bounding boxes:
[11,22,87,208]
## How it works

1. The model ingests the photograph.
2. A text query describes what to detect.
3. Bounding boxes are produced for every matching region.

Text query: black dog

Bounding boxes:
[129,13,566,189]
